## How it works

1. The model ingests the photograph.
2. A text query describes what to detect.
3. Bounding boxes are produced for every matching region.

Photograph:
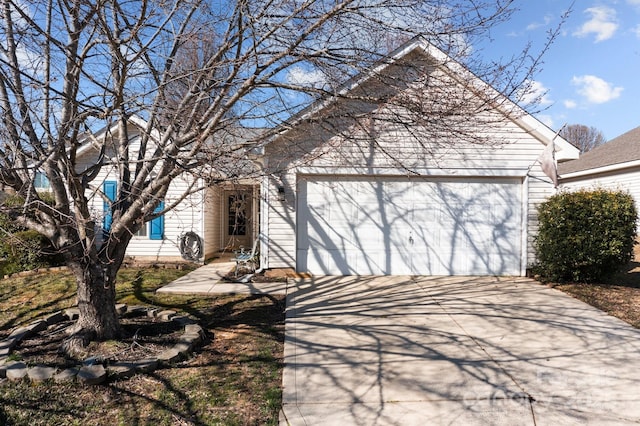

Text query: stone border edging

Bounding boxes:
[0,304,206,385]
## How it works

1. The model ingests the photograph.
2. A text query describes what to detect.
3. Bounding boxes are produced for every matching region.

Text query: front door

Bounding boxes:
[225,191,252,249]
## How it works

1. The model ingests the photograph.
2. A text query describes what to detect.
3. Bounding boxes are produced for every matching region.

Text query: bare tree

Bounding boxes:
[0,0,563,346]
[560,124,607,154]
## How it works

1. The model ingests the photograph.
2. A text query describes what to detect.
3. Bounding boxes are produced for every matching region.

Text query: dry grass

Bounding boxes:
[553,244,640,329]
[0,266,285,426]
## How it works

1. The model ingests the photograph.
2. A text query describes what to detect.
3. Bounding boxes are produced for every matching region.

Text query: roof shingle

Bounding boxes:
[558,126,640,175]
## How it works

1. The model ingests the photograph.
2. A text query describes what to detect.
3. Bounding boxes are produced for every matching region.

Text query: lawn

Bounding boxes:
[0,266,285,426]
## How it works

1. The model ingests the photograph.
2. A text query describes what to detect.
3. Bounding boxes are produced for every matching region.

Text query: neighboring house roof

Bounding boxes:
[559,126,640,178]
[262,36,579,161]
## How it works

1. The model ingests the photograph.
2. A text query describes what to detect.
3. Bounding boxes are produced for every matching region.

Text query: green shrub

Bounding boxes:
[0,194,25,235]
[534,188,638,282]
[0,194,64,276]
[0,231,47,275]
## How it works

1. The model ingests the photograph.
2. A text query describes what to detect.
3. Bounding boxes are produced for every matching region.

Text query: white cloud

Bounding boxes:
[563,99,577,109]
[286,66,327,88]
[627,0,640,5]
[519,80,552,106]
[573,6,618,42]
[633,24,640,37]
[526,14,553,31]
[571,75,623,104]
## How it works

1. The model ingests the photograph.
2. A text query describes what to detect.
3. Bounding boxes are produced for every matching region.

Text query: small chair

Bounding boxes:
[232,239,259,276]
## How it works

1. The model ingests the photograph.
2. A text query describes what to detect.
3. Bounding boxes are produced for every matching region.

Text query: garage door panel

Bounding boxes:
[304,247,387,275]
[298,176,522,276]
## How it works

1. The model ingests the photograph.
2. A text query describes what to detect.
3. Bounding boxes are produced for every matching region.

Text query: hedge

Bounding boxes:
[534,188,637,282]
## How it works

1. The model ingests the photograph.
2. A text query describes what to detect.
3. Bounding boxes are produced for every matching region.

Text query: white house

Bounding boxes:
[64,38,580,274]
[71,117,260,263]
[258,38,579,276]
[559,126,640,231]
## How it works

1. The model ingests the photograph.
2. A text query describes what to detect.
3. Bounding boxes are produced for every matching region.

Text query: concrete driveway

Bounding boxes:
[280,276,640,425]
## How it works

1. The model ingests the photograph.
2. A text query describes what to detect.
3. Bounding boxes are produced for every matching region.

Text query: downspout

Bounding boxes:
[200,177,206,264]
[521,174,529,277]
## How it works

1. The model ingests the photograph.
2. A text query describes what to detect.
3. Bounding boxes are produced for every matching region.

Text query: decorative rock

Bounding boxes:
[115,304,127,315]
[77,364,107,385]
[184,324,204,336]
[0,347,12,358]
[107,362,136,379]
[171,315,194,325]
[64,308,80,321]
[157,310,177,321]
[54,367,79,383]
[83,356,104,366]
[0,303,207,386]
[157,348,182,364]
[8,326,31,341]
[125,305,147,316]
[0,338,18,351]
[27,320,48,333]
[27,365,56,383]
[44,311,66,325]
[133,358,158,373]
[5,361,28,381]
[181,333,202,345]
[173,342,193,354]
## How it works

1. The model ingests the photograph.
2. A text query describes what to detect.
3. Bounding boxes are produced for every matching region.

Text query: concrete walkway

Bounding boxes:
[280,276,640,425]
[156,260,288,295]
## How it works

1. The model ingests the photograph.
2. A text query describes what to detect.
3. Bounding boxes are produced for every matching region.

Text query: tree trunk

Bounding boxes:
[68,261,121,342]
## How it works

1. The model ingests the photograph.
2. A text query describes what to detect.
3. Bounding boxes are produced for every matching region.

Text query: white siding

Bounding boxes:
[203,185,223,258]
[87,171,206,261]
[78,123,209,262]
[263,111,558,274]
[561,166,640,232]
[526,162,559,265]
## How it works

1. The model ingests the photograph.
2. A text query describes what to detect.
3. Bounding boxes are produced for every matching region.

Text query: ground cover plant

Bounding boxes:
[0,266,285,426]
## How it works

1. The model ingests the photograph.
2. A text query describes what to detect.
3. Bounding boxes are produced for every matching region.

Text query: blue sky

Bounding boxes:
[494,0,640,140]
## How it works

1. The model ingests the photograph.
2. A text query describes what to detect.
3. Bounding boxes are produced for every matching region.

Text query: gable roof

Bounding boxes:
[558,126,640,178]
[75,115,159,159]
[264,36,579,161]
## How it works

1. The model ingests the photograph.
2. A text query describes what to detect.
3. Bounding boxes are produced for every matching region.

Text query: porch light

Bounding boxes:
[277,185,285,201]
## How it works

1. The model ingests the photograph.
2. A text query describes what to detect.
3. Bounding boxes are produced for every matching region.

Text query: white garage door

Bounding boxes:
[297,176,523,276]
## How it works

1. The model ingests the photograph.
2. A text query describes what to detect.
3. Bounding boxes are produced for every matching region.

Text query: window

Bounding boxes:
[135,223,147,237]
[34,172,50,190]
[103,181,117,231]
[228,194,247,236]
[135,202,164,239]
[103,180,164,240]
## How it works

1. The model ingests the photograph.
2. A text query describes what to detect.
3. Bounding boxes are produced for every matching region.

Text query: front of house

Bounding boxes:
[257,39,579,276]
[75,119,261,264]
[76,39,580,275]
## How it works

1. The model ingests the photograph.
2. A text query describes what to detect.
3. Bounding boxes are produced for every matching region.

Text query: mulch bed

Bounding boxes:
[13,316,185,369]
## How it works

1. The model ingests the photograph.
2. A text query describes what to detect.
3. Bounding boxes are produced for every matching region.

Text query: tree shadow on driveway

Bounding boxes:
[280,275,640,425]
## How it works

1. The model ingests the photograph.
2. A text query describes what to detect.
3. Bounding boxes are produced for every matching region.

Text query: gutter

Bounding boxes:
[560,159,640,180]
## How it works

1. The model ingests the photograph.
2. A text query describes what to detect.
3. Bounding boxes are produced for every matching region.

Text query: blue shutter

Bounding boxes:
[103,181,117,231]
[149,201,164,240]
